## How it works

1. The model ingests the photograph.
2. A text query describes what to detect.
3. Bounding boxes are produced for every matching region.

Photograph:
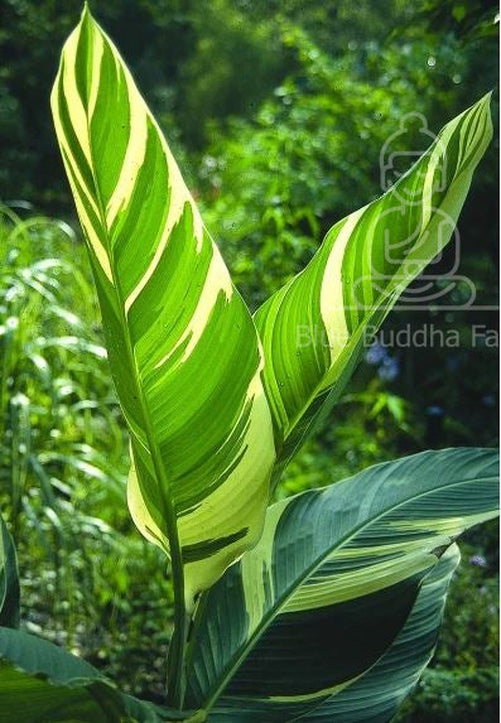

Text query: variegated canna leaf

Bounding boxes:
[207,545,461,723]
[185,448,499,720]
[297,544,460,723]
[50,7,275,608]
[254,95,493,468]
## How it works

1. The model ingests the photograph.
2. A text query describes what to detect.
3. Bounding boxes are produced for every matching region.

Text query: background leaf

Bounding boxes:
[0,513,19,629]
[0,626,200,722]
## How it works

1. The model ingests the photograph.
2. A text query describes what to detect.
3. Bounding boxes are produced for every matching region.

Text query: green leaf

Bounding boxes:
[50,6,275,608]
[0,662,116,723]
[0,513,19,628]
[0,627,123,722]
[0,627,197,722]
[185,448,498,719]
[206,545,461,722]
[253,95,493,469]
[293,544,460,722]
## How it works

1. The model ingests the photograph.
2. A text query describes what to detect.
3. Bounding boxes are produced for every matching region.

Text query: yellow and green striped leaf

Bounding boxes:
[254,96,493,466]
[185,448,499,719]
[51,7,275,608]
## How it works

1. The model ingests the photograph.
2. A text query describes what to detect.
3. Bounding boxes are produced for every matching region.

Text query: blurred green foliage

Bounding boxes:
[198,22,469,306]
[0,0,498,720]
[0,210,174,700]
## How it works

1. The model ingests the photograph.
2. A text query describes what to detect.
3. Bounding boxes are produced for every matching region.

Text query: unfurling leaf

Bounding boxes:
[254,95,493,472]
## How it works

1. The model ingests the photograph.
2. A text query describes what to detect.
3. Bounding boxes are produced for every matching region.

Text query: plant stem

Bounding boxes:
[167,598,189,709]
[144,449,187,710]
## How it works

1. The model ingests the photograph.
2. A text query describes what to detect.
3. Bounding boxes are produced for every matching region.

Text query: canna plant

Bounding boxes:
[0,6,498,722]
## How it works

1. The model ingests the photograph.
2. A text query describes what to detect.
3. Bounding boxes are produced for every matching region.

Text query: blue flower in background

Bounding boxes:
[378,356,400,381]
[365,341,400,381]
[426,405,444,417]
[365,341,386,365]
[469,554,488,568]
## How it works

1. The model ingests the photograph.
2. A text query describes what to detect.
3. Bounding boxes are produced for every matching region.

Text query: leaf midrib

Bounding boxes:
[71,32,188,694]
[83,107,182,583]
